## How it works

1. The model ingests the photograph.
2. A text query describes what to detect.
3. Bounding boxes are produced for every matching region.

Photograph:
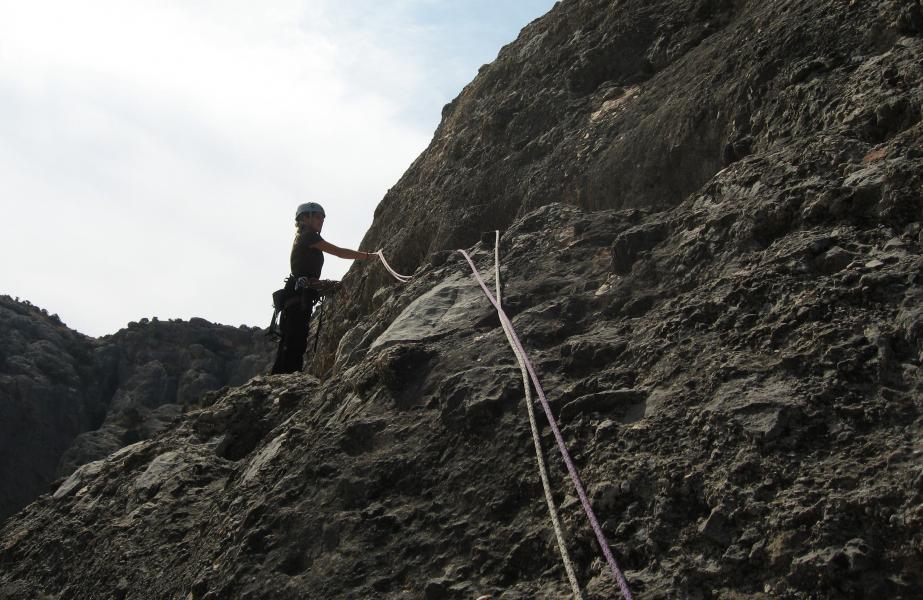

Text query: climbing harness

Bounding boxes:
[267,277,342,339]
[294,277,342,296]
[376,244,634,600]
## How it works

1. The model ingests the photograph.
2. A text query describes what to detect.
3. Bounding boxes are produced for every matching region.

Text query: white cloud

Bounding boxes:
[0,0,554,336]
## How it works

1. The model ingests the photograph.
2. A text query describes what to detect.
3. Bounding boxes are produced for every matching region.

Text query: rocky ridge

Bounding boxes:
[0,298,108,523]
[2,0,923,598]
[3,194,922,597]
[0,296,274,522]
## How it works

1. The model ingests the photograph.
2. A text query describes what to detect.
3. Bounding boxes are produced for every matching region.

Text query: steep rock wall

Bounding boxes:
[2,0,923,598]
[0,298,108,522]
[317,0,923,375]
[0,297,274,522]
[3,193,922,597]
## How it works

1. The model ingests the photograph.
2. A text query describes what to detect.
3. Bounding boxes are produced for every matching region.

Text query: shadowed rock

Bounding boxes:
[0,298,273,522]
[2,0,923,598]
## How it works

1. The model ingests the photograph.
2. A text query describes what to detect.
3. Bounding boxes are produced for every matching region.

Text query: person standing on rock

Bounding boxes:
[270,202,373,374]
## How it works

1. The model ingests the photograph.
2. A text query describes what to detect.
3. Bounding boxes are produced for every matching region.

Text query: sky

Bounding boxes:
[0,0,556,337]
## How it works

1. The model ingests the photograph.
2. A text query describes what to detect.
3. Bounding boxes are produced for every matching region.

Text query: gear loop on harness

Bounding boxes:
[267,277,342,339]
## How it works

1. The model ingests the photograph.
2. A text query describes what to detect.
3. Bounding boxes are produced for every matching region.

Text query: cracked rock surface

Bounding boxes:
[3,193,922,598]
[0,298,273,522]
[2,0,923,598]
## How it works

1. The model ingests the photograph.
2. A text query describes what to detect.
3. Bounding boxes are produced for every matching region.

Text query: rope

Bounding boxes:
[373,243,631,599]
[494,231,501,303]
[492,232,584,599]
[375,250,412,282]
[458,249,633,600]
[313,301,324,353]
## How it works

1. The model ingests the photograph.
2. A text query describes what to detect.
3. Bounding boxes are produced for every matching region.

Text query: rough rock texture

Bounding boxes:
[0,297,274,522]
[320,0,923,374]
[2,0,923,598]
[4,197,923,598]
[0,298,109,524]
[60,318,275,476]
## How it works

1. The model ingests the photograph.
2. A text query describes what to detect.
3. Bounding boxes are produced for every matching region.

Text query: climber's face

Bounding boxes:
[309,212,325,233]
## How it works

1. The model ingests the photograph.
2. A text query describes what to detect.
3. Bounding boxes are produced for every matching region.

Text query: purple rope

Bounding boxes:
[458,249,633,600]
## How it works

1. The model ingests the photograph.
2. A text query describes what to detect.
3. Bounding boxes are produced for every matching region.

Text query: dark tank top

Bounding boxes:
[290,228,324,278]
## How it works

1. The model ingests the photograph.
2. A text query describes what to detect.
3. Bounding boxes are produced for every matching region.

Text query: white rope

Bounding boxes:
[375,250,412,282]
[494,231,501,304]
[492,231,584,600]
[459,249,633,600]
[373,239,622,598]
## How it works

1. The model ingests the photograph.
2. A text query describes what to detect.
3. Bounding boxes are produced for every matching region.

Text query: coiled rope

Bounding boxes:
[491,231,584,600]
[374,247,633,600]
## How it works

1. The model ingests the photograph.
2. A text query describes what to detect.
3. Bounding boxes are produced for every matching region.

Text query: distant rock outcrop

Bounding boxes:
[60,317,275,475]
[0,297,274,522]
[2,0,922,598]
[0,298,109,523]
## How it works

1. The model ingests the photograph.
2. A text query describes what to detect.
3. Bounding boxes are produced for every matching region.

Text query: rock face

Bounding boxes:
[0,297,274,522]
[60,317,275,476]
[320,0,923,372]
[2,0,923,598]
[0,298,109,524]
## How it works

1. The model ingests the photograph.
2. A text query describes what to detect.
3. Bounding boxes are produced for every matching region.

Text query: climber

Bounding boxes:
[270,202,373,375]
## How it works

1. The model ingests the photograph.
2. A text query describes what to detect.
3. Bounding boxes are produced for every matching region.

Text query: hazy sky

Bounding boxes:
[0,0,556,337]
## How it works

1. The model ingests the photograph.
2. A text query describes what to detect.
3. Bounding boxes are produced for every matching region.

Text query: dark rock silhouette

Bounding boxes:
[2,0,923,598]
[0,296,274,522]
[0,298,109,523]
[61,317,275,475]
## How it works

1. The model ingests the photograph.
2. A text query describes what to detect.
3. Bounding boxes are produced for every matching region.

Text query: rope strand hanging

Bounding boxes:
[374,250,412,282]
[458,248,633,600]
[491,231,585,600]
[371,244,632,599]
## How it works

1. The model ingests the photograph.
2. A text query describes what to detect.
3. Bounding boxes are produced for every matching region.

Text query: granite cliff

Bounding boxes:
[2,0,922,598]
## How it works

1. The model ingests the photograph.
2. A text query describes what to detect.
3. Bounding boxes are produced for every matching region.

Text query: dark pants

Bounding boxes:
[270,301,313,374]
